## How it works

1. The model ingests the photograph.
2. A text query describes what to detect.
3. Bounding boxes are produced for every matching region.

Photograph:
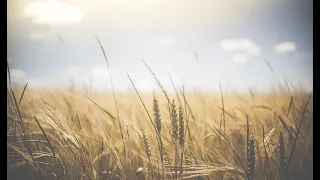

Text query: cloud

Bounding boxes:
[274,42,297,53]
[8,69,28,87]
[65,66,92,87]
[24,0,83,25]
[219,38,261,63]
[92,67,109,78]
[10,69,27,80]
[136,82,155,92]
[25,78,47,88]
[7,68,48,88]
[220,38,261,56]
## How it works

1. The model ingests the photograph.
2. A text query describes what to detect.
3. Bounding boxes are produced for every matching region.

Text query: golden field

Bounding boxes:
[7,83,313,180]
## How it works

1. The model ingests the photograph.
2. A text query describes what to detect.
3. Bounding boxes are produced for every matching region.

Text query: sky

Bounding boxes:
[7,0,313,93]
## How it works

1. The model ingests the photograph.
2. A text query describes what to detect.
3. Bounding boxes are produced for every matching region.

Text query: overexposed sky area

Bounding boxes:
[7,0,313,92]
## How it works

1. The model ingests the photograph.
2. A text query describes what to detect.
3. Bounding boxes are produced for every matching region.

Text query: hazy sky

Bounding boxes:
[7,0,313,92]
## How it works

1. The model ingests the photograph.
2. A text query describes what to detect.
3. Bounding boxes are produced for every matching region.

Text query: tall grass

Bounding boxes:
[7,64,313,179]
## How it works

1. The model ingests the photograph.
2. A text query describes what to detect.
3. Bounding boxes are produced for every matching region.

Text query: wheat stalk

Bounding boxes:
[171,100,179,142]
[248,135,255,180]
[153,96,165,179]
[142,130,153,180]
[279,131,287,179]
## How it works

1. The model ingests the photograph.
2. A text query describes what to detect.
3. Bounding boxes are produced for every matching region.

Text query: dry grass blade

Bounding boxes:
[177,86,200,138]
[263,58,275,73]
[217,106,236,120]
[11,90,26,131]
[263,128,276,146]
[19,82,28,105]
[12,140,51,145]
[33,116,56,158]
[7,115,23,125]
[7,143,34,167]
[11,127,35,163]
[219,82,226,134]
[299,124,313,170]
[219,113,222,145]
[142,60,170,104]
[287,96,294,117]
[286,91,312,169]
[33,161,80,175]
[88,98,117,120]
[167,71,182,107]
[277,115,295,139]
[214,127,249,179]
[262,125,272,174]
[95,35,126,166]
[127,74,159,136]
[98,140,103,179]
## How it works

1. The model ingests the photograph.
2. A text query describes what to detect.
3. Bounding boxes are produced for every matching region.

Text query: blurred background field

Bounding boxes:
[7,81,313,179]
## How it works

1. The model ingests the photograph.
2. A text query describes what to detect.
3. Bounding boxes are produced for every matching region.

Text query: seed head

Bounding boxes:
[142,130,151,158]
[179,106,184,147]
[153,96,161,134]
[170,100,178,141]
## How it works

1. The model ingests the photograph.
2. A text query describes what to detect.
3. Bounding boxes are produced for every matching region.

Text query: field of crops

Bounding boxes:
[7,78,313,179]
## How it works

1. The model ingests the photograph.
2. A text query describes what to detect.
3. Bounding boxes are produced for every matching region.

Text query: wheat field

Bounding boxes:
[7,74,313,180]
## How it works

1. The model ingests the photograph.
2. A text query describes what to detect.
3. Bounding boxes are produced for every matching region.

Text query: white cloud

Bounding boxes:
[24,0,83,25]
[10,69,27,80]
[136,82,155,92]
[66,66,91,87]
[8,69,28,87]
[92,67,109,78]
[219,38,261,63]
[274,42,297,53]
[25,78,46,88]
[220,38,261,56]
